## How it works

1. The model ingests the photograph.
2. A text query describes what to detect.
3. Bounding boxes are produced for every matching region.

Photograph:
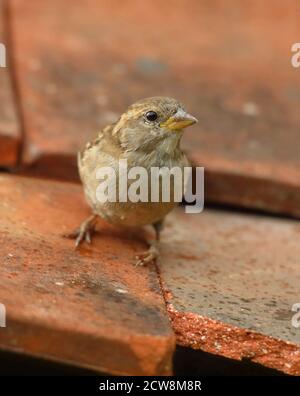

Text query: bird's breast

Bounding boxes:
[80,146,189,227]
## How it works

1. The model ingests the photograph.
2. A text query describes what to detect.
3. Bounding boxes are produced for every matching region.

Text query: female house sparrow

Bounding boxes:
[68,97,197,265]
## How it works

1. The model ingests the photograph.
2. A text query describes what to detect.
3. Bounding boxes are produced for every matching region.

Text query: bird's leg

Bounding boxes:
[135,220,164,266]
[64,214,98,248]
[153,219,164,241]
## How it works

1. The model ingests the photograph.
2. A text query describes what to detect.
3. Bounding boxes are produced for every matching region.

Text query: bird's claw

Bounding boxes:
[63,228,91,248]
[135,245,159,266]
[75,229,93,248]
[85,231,92,244]
[63,215,97,248]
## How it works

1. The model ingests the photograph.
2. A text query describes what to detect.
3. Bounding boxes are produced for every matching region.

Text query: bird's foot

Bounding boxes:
[63,214,97,248]
[135,244,159,266]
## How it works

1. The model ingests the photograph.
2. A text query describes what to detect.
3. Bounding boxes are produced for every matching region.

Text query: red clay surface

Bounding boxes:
[0,174,175,375]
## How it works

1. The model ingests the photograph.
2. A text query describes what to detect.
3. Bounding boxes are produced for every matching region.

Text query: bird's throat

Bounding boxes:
[159,130,183,155]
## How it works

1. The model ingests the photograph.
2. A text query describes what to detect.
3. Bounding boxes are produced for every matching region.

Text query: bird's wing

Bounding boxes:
[77,122,122,181]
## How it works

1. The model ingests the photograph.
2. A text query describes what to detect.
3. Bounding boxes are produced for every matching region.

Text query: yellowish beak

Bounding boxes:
[160,109,198,131]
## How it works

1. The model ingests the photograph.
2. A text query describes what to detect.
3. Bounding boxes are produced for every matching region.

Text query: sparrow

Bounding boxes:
[67,97,197,265]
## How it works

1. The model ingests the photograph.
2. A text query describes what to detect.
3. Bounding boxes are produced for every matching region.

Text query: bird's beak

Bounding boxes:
[160,108,198,131]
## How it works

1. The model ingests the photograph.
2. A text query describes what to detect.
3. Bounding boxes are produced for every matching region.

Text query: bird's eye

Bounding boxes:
[145,111,158,122]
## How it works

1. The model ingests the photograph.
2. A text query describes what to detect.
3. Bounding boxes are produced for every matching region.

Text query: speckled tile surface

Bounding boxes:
[158,207,300,375]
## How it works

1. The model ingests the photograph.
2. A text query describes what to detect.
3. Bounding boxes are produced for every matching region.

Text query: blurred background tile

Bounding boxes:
[8,0,300,219]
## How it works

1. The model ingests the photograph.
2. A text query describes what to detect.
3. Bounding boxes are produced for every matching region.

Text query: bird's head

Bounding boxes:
[113,97,198,153]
